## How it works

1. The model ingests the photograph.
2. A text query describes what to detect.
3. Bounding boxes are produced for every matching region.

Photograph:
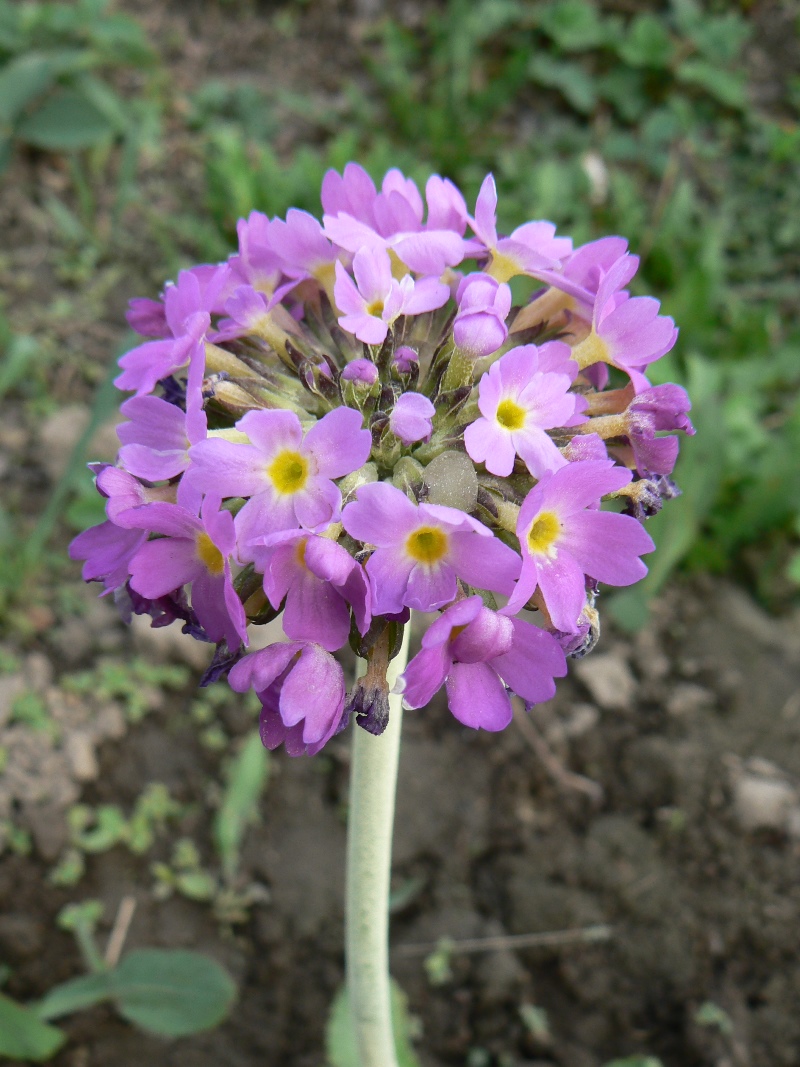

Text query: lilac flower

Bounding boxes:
[323,165,469,275]
[453,272,512,358]
[229,211,283,293]
[189,406,371,559]
[250,529,371,651]
[117,394,206,483]
[69,520,147,595]
[341,481,521,614]
[341,358,380,385]
[505,459,655,631]
[393,346,418,374]
[115,265,231,396]
[464,342,586,477]
[398,596,567,730]
[228,641,346,756]
[334,247,449,345]
[267,208,339,286]
[570,254,678,384]
[470,174,571,282]
[389,393,435,445]
[124,495,248,652]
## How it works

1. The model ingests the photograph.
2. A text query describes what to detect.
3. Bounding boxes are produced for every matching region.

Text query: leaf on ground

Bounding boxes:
[0,991,66,1061]
[17,87,116,150]
[111,949,237,1037]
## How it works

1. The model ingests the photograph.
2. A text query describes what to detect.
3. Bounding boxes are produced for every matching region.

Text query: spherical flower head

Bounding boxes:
[188,406,371,561]
[229,641,346,757]
[453,272,512,358]
[505,459,655,632]
[398,595,567,731]
[464,341,586,478]
[342,481,520,615]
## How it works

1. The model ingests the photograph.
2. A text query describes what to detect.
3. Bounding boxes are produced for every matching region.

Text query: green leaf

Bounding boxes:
[326,981,421,1067]
[214,731,269,881]
[0,50,86,125]
[36,972,112,1021]
[528,54,596,113]
[676,60,746,109]
[536,0,608,51]
[616,14,674,68]
[0,991,66,1061]
[17,87,115,150]
[112,949,236,1036]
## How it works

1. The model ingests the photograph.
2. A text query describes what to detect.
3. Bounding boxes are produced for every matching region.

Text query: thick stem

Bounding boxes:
[346,623,411,1067]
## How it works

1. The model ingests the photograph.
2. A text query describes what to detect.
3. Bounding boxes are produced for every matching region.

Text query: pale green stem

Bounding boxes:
[346,623,411,1067]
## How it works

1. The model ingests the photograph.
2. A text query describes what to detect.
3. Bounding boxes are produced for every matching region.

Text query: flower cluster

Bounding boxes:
[71,166,693,756]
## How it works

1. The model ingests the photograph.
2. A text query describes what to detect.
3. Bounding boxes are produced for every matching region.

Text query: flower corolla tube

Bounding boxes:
[71,165,693,755]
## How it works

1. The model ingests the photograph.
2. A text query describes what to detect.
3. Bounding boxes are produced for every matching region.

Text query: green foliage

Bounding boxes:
[63,657,190,723]
[213,730,270,882]
[326,981,422,1067]
[0,993,66,1062]
[36,948,237,1038]
[0,0,154,171]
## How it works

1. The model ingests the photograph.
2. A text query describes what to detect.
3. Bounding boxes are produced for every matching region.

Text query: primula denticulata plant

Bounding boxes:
[71,165,693,1065]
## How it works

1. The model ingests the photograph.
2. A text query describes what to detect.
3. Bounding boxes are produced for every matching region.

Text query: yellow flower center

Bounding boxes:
[405,525,449,565]
[196,532,225,576]
[268,450,309,495]
[294,538,308,568]
[527,511,561,557]
[570,327,611,370]
[495,398,526,431]
[486,250,522,284]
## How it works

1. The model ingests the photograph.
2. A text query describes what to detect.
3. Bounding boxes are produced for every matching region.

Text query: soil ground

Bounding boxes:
[1,2,799,1066]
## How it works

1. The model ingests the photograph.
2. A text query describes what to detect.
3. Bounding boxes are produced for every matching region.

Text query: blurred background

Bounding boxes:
[1,2,799,1066]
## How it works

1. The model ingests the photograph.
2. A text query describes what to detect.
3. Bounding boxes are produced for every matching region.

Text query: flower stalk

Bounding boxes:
[346,624,411,1067]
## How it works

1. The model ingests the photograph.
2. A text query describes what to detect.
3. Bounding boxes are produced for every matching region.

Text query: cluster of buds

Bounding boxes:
[71,165,693,756]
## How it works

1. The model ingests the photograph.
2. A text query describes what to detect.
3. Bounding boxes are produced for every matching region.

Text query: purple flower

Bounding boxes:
[334,247,449,345]
[341,358,380,385]
[229,211,283,292]
[464,342,585,477]
[341,481,521,614]
[322,166,470,275]
[250,529,371,651]
[115,265,231,397]
[124,495,248,651]
[267,208,339,285]
[504,459,655,631]
[228,641,346,756]
[398,596,567,730]
[570,254,678,384]
[393,346,418,374]
[453,273,512,358]
[69,520,147,594]
[624,384,695,475]
[389,392,435,445]
[469,174,571,283]
[117,393,207,483]
[189,406,371,560]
